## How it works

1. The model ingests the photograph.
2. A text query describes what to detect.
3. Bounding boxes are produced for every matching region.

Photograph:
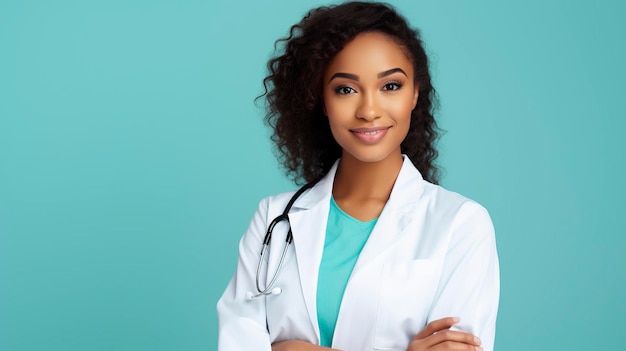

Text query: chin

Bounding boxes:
[342,148,402,164]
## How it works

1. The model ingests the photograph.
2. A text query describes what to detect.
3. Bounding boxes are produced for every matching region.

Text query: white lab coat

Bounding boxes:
[217,157,500,351]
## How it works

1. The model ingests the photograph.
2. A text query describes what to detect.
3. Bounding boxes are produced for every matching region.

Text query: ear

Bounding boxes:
[322,100,328,116]
[412,88,419,109]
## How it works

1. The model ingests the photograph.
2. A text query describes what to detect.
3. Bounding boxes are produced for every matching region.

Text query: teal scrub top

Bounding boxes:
[316,197,378,347]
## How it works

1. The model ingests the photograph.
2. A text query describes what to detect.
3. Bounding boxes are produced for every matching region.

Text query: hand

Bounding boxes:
[271,340,339,351]
[407,317,482,351]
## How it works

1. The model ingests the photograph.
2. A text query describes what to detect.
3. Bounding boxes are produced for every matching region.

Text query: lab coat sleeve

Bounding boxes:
[217,197,272,351]
[428,202,500,351]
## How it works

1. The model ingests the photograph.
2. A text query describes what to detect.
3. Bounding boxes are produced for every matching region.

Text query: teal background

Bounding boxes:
[1,0,624,350]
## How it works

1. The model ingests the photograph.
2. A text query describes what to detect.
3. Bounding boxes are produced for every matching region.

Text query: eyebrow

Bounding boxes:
[328,67,408,83]
[378,68,408,79]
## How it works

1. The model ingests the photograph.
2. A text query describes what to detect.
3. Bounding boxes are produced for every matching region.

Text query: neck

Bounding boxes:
[332,150,403,201]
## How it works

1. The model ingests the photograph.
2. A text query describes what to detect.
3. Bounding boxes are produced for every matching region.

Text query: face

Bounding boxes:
[323,32,418,164]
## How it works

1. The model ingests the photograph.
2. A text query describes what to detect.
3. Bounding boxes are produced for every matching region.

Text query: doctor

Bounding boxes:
[217,2,499,351]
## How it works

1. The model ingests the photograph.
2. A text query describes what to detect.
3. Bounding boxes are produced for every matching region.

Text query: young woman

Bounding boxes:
[217,2,499,351]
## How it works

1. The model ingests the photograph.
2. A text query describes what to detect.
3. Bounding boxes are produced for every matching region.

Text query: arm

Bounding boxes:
[427,203,500,351]
[217,198,273,351]
[407,317,483,351]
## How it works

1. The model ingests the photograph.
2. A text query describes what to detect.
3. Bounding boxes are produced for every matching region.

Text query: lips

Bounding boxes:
[350,126,390,144]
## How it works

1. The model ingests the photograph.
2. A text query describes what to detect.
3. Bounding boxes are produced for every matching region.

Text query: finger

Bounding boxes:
[411,330,480,351]
[430,340,483,351]
[428,330,481,347]
[413,317,460,340]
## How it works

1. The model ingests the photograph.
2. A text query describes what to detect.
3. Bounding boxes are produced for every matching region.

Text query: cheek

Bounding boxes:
[389,97,414,142]
[389,96,415,124]
[322,96,341,135]
[324,96,352,124]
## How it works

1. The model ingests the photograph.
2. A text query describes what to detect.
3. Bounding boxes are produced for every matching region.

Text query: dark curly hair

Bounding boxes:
[261,1,441,185]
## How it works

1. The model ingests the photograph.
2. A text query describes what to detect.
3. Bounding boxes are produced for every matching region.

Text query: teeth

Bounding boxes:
[362,131,379,135]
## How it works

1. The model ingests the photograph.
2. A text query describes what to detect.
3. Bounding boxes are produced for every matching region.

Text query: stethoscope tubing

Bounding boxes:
[249,182,316,300]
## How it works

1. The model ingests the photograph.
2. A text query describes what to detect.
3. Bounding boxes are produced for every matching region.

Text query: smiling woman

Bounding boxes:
[216,2,499,351]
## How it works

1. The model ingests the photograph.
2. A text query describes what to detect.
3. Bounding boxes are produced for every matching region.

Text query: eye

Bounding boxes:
[335,86,356,95]
[382,82,402,91]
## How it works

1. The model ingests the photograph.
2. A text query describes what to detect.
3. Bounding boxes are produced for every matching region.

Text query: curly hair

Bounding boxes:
[260,1,441,185]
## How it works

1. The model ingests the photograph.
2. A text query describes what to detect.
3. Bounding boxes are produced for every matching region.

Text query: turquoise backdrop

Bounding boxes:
[1,0,624,350]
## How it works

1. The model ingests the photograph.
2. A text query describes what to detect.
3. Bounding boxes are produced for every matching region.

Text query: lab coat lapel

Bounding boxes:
[351,158,425,274]
[333,158,426,349]
[287,162,338,338]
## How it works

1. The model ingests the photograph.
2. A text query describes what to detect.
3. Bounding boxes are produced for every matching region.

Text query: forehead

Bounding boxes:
[324,32,413,78]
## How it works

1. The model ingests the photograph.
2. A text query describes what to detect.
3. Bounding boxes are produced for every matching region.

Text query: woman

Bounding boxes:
[217,2,499,351]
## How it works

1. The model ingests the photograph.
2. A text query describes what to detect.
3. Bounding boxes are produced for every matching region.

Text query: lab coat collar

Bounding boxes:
[352,156,426,273]
[290,162,337,211]
[287,155,427,341]
[291,155,425,212]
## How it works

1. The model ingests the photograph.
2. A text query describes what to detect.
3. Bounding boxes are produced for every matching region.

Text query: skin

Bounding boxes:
[323,31,417,221]
[271,32,482,351]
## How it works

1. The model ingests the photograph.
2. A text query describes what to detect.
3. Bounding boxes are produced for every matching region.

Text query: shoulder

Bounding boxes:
[261,189,299,210]
[423,181,488,212]
[396,157,490,223]
[254,188,307,222]
[418,180,494,237]
[260,166,337,214]
[239,189,306,248]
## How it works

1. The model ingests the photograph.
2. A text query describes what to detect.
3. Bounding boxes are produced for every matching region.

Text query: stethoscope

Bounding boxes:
[246,182,315,300]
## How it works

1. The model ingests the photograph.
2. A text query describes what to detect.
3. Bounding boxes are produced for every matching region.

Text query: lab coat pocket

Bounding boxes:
[373,259,441,351]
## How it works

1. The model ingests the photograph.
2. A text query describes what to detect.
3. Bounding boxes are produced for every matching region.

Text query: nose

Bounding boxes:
[356,91,381,121]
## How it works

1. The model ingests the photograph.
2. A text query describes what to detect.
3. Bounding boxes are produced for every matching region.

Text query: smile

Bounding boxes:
[350,127,390,144]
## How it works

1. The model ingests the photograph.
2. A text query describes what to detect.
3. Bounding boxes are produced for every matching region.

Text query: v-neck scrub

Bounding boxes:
[316,197,378,347]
